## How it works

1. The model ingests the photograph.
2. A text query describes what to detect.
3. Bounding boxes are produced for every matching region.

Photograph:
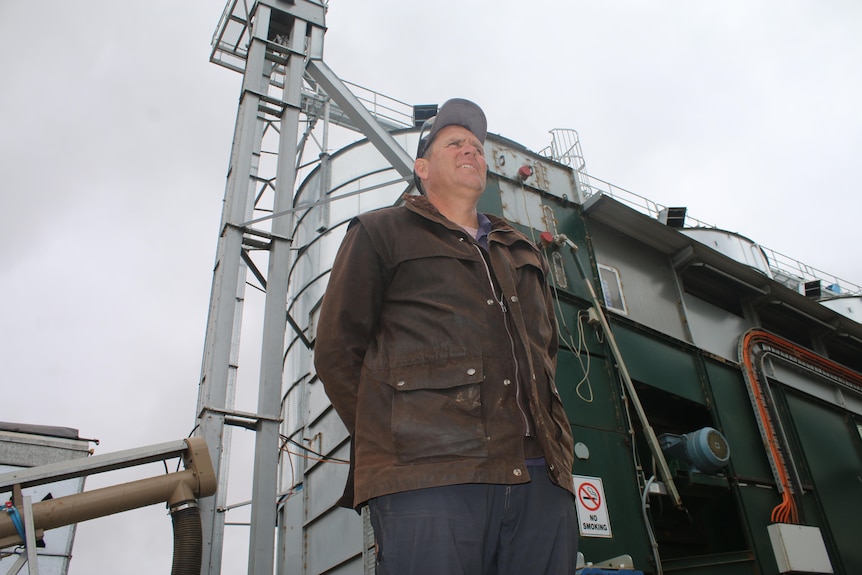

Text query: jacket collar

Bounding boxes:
[401,193,513,236]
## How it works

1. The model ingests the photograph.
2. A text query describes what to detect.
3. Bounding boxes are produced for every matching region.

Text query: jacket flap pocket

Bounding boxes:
[389,358,483,391]
[508,245,545,273]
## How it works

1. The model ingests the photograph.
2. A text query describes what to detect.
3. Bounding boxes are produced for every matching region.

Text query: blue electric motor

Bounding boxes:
[658,426,730,473]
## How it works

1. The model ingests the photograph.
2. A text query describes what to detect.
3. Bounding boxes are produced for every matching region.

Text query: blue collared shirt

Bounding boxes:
[476,212,492,250]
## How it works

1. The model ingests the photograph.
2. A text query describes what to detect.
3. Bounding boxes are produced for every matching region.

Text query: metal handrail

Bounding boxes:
[542,130,860,296]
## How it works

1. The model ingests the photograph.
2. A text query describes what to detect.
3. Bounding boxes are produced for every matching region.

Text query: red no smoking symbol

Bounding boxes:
[578,482,601,512]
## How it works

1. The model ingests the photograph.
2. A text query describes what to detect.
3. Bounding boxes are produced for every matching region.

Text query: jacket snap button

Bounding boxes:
[513,468,522,477]
[510,296,519,303]
[467,368,476,376]
[396,380,406,387]
[549,464,555,471]
[503,379,511,386]
[486,299,494,305]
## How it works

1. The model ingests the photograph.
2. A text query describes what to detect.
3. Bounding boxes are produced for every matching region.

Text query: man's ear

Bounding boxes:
[414,157,429,181]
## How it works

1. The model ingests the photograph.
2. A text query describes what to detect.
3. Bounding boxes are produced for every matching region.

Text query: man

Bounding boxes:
[314,98,577,575]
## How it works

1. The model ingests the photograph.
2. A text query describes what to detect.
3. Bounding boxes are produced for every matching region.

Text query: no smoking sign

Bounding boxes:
[573,475,612,538]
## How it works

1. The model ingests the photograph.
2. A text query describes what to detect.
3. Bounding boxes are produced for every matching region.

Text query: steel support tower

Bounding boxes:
[197,1,414,573]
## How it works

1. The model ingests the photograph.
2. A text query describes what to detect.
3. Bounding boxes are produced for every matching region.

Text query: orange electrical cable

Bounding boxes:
[739,328,862,525]
[740,331,798,523]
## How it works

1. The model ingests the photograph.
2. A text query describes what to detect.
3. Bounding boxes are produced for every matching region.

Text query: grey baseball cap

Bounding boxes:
[416,98,487,158]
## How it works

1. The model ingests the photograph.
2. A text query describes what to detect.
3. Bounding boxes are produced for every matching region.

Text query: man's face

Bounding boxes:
[416,125,487,201]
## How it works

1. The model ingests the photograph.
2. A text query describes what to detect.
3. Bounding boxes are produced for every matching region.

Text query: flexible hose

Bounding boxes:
[171,504,202,575]
[641,476,664,575]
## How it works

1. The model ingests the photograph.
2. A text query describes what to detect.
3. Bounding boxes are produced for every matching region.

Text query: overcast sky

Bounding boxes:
[2,1,860,573]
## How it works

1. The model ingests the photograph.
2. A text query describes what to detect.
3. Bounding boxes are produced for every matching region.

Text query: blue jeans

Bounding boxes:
[368,466,578,575]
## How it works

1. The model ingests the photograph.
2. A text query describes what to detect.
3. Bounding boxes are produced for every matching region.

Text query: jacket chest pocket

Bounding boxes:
[506,245,546,285]
[388,358,488,464]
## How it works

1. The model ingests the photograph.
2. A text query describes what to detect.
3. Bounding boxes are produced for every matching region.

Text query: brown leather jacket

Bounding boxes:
[314,194,575,508]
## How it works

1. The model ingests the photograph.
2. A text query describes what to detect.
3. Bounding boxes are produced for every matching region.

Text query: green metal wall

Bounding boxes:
[481,172,860,574]
[784,390,862,574]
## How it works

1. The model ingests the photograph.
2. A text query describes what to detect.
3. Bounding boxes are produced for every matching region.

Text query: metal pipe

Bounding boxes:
[0,468,213,540]
[0,437,216,544]
[556,233,684,509]
[0,439,190,491]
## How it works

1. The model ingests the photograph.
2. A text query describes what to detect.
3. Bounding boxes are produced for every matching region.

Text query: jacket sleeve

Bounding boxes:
[313,219,387,435]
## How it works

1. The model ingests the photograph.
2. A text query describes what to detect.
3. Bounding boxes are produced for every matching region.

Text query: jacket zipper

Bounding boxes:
[472,243,532,437]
